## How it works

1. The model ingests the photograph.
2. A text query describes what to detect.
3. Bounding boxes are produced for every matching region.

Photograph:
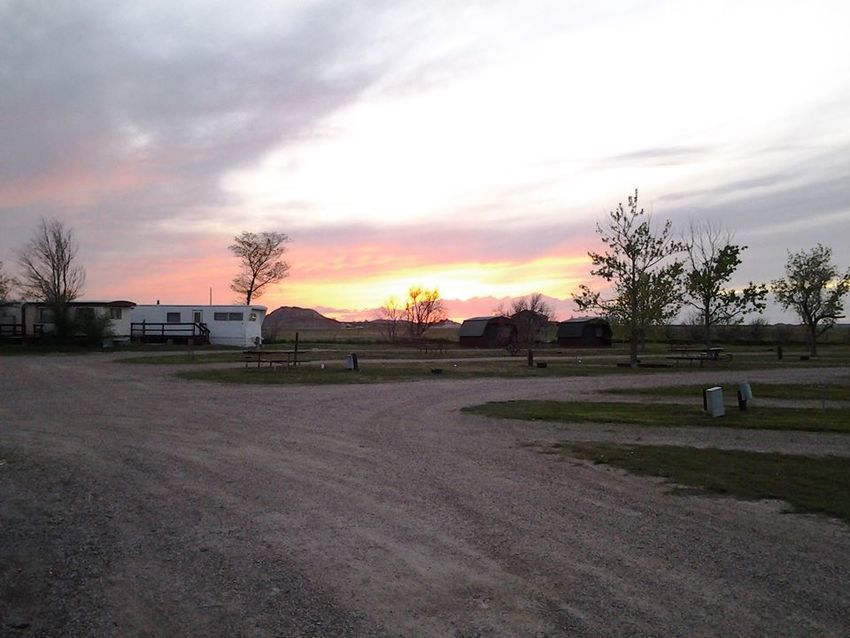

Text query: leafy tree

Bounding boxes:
[573,189,685,366]
[511,292,554,345]
[73,308,114,346]
[405,286,446,340]
[683,222,767,349]
[18,218,85,338]
[377,296,404,343]
[229,231,290,305]
[0,261,17,302]
[772,244,850,357]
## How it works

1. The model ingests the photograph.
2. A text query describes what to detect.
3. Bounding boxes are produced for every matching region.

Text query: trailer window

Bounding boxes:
[166,312,181,323]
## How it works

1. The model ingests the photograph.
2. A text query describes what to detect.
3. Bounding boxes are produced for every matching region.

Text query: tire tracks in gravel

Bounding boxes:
[2,355,850,635]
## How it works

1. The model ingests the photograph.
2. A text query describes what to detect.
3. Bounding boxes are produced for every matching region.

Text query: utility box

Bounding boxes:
[705,386,725,417]
[737,382,753,411]
[345,353,359,371]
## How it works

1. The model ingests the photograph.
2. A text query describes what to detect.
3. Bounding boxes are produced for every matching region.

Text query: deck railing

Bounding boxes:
[131,321,211,342]
[0,323,23,339]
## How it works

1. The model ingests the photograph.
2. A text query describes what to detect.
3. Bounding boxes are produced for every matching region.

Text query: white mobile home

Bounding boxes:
[20,300,136,340]
[129,305,266,347]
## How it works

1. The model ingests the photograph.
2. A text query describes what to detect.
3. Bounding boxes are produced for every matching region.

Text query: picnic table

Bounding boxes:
[667,346,731,366]
[409,340,446,354]
[243,349,300,369]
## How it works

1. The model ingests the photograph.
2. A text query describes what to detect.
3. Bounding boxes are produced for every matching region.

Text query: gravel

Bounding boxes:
[1,353,849,636]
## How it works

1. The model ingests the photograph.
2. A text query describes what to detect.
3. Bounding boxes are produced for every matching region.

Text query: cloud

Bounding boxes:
[0,1,398,239]
[605,146,715,166]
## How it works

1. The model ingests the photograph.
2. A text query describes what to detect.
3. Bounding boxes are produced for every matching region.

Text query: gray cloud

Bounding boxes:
[603,146,716,166]
[0,1,399,244]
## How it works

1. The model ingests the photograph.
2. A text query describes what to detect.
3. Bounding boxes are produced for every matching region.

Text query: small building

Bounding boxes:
[511,309,552,344]
[556,318,613,348]
[458,316,517,348]
[129,304,266,347]
[20,300,136,340]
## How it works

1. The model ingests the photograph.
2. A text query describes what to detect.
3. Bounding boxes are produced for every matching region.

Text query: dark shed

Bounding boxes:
[556,318,612,347]
[459,316,516,348]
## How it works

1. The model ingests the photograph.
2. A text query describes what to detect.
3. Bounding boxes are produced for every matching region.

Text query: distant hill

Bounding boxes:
[263,306,340,338]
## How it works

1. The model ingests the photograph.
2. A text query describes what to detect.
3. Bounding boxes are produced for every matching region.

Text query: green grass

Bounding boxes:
[114,349,518,364]
[603,381,850,401]
[174,356,781,384]
[175,360,597,384]
[462,400,850,433]
[559,443,850,524]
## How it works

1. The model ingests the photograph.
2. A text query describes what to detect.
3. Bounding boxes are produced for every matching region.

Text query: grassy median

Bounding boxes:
[603,381,850,401]
[560,443,850,523]
[462,400,850,433]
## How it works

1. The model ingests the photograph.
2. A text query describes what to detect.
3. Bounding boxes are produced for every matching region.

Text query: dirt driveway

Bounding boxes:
[2,354,849,636]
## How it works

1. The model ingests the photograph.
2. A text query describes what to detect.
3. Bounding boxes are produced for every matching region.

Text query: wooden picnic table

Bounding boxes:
[243,349,299,369]
[667,346,730,365]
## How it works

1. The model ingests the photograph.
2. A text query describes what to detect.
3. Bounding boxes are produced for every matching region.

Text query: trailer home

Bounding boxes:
[19,300,136,340]
[129,305,266,347]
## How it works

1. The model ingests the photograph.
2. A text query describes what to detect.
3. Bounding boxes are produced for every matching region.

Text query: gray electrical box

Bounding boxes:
[705,386,725,417]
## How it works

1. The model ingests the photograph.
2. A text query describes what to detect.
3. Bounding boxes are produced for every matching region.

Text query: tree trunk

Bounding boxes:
[629,330,639,367]
[704,314,711,351]
[809,324,818,357]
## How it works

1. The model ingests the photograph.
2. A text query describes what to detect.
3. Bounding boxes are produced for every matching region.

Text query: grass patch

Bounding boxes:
[176,360,599,384]
[604,381,850,401]
[560,443,850,524]
[462,400,850,433]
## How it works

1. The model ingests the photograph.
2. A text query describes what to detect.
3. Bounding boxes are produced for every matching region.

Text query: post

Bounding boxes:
[737,390,747,411]
[777,345,783,360]
[294,331,299,365]
[527,349,534,367]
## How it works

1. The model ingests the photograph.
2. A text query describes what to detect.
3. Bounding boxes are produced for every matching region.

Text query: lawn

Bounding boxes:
[462,400,850,433]
[559,443,850,524]
[604,381,850,401]
[175,360,597,384]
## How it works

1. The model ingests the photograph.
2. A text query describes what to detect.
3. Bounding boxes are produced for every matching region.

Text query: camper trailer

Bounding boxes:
[18,300,136,340]
[129,305,266,347]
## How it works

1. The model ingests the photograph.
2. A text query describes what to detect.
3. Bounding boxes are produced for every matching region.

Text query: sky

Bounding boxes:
[1,0,849,322]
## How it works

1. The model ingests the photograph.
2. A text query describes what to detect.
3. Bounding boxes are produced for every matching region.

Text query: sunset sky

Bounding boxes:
[2,0,849,321]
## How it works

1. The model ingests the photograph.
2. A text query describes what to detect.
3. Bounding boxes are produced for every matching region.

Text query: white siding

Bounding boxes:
[130,305,266,347]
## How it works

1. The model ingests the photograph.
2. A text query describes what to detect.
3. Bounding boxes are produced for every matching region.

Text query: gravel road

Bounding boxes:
[2,354,849,636]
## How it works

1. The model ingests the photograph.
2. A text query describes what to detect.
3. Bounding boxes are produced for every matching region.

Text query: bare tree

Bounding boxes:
[772,244,850,357]
[18,218,85,337]
[573,189,685,366]
[377,296,404,343]
[510,292,555,345]
[405,286,447,340]
[230,231,290,304]
[683,222,767,349]
[0,261,17,302]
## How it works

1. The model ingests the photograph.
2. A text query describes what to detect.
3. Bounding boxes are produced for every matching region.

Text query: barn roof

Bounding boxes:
[459,316,509,337]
